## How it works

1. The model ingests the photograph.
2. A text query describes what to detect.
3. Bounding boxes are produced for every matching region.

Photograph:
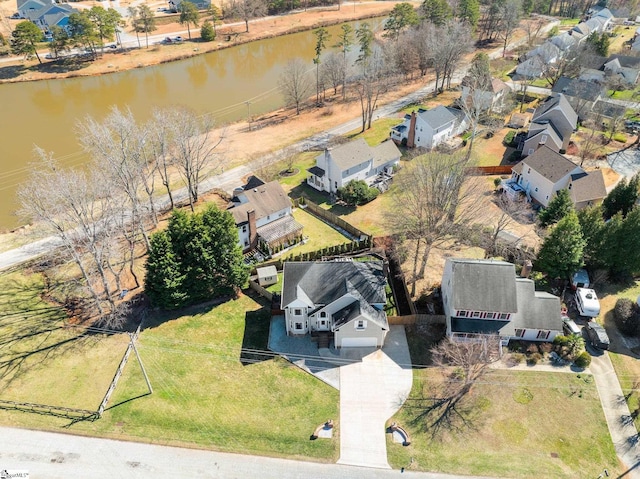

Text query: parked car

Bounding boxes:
[585,321,609,350]
[571,269,590,290]
[562,316,581,335]
[575,288,600,317]
[174,36,183,42]
[164,37,173,43]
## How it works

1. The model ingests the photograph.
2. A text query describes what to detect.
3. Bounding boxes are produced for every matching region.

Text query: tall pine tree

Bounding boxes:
[536,210,585,279]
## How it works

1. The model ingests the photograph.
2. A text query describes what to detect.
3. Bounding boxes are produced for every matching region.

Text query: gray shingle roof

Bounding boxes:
[372,140,401,169]
[570,169,607,204]
[448,259,518,312]
[532,93,578,128]
[521,146,579,183]
[511,280,562,332]
[281,261,386,309]
[325,138,372,171]
[418,105,457,130]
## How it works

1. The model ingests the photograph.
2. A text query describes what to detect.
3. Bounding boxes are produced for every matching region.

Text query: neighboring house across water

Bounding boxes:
[281,260,389,348]
[228,178,303,254]
[390,105,468,149]
[168,0,211,12]
[18,0,76,34]
[521,93,577,157]
[442,258,563,345]
[507,146,607,209]
[306,138,401,195]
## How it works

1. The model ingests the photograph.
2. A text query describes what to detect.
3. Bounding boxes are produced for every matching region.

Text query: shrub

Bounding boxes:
[503,130,516,146]
[201,21,216,41]
[494,177,503,189]
[510,353,525,365]
[613,132,627,143]
[527,352,543,365]
[507,150,521,163]
[554,334,569,347]
[538,342,552,353]
[574,351,591,368]
[526,343,539,354]
[337,180,379,206]
[614,298,640,336]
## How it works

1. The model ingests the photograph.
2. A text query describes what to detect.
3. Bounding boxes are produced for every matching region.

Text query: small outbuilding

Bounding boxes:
[257,265,278,287]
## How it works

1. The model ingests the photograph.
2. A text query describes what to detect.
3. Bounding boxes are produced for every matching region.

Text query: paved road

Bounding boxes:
[589,350,640,479]
[337,326,413,469]
[0,425,501,479]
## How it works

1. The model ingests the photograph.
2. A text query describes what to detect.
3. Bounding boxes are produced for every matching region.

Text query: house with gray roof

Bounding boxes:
[307,138,401,195]
[551,77,605,119]
[390,105,468,149]
[281,260,389,348]
[549,32,578,52]
[19,0,76,34]
[228,178,303,254]
[441,258,563,344]
[509,146,607,208]
[521,93,577,156]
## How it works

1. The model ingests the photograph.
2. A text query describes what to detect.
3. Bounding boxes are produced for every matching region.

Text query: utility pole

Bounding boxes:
[245,101,252,131]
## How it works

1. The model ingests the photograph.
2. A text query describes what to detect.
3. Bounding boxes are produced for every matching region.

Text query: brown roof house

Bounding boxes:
[507,146,607,209]
[228,178,303,255]
[521,93,578,157]
[280,260,389,348]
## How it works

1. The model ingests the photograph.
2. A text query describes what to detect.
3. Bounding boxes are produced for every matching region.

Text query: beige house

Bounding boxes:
[280,260,389,348]
[507,146,606,208]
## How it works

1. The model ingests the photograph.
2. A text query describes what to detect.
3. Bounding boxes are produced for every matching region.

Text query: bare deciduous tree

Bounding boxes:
[321,51,344,96]
[406,337,500,437]
[162,107,224,211]
[226,0,267,33]
[352,47,392,132]
[426,20,473,92]
[483,193,534,258]
[280,58,313,115]
[386,152,480,296]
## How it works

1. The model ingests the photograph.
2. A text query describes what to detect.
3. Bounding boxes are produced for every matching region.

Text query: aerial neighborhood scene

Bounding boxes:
[2,0,640,475]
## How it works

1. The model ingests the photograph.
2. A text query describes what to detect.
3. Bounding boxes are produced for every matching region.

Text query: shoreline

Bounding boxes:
[0,3,398,84]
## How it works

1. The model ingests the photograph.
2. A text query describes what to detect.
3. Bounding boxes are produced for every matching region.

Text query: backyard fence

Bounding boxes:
[388,314,446,326]
[248,279,273,301]
[468,166,513,176]
[293,198,371,241]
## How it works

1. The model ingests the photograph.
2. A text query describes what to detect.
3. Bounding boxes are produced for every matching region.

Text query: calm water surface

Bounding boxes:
[0,19,383,230]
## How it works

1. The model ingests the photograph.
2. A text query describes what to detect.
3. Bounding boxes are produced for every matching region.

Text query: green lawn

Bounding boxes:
[560,18,580,25]
[0,271,339,460]
[287,208,353,256]
[0,270,128,410]
[388,369,618,477]
[346,118,400,146]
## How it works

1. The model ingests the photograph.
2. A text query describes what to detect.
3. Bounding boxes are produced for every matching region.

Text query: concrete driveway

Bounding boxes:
[589,350,640,479]
[337,326,413,469]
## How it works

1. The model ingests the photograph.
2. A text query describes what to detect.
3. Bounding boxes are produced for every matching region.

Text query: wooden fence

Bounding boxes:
[388,314,446,326]
[248,279,273,301]
[293,198,370,241]
[468,166,513,176]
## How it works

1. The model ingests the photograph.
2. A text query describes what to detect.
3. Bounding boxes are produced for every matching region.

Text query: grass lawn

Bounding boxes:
[345,118,400,146]
[287,207,353,255]
[0,270,128,410]
[387,369,618,478]
[0,271,339,460]
[560,18,580,25]
[598,280,640,430]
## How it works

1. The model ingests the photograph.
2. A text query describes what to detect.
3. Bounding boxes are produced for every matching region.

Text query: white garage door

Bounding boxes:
[340,337,378,348]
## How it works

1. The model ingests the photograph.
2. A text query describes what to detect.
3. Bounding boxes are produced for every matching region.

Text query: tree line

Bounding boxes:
[18,107,223,326]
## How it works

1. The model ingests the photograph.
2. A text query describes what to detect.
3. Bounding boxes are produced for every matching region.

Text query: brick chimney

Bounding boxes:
[521,260,532,278]
[407,111,417,148]
[248,210,258,250]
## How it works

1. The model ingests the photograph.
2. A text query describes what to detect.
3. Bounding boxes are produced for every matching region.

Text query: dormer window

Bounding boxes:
[320,311,327,318]
[355,320,367,330]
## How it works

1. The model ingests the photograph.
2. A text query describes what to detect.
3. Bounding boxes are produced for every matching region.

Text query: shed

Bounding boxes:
[257,266,278,287]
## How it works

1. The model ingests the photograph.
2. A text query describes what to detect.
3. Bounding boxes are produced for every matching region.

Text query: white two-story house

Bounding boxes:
[390,105,468,150]
[306,138,401,195]
[228,178,303,254]
[281,260,389,348]
[442,258,563,345]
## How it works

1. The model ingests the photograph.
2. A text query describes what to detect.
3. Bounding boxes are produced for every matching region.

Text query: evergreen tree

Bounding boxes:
[420,0,453,26]
[11,21,44,63]
[586,31,610,57]
[601,209,640,278]
[536,210,585,279]
[457,0,480,28]
[602,175,639,219]
[538,189,573,228]
[383,3,419,40]
[179,1,200,39]
[201,20,216,41]
[144,204,248,309]
[577,205,605,269]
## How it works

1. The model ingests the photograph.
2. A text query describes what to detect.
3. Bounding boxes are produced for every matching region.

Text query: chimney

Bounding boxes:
[248,210,257,250]
[383,260,389,278]
[521,260,533,278]
[407,111,417,148]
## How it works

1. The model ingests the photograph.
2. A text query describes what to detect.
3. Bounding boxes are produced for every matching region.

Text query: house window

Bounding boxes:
[528,149,534,155]
[458,310,467,317]
[320,311,327,318]
[294,309,302,316]
[541,135,548,143]
[515,329,525,337]
[295,322,303,330]
[472,311,481,318]
[537,330,550,340]
[244,240,249,246]
[267,215,270,220]
[499,313,509,320]
[242,225,247,233]
[355,320,367,330]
